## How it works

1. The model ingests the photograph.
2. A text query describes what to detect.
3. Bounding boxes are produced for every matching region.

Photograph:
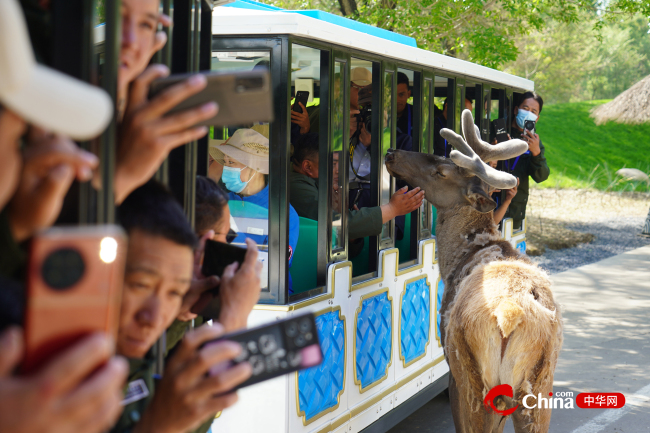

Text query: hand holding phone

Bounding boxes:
[199,238,262,331]
[139,324,250,433]
[149,70,272,127]
[292,91,310,114]
[204,312,323,391]
[22,226,127,375]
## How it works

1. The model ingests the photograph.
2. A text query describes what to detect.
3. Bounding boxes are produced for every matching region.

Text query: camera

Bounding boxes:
[524,119,536,134]
[355,105,372,133]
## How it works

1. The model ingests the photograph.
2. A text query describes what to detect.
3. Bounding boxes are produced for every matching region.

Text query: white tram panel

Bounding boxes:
[211,6,534,91]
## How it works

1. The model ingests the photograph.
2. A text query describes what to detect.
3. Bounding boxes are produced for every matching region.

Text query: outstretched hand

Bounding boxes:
[381,186,425,223]
[290,102,310,134]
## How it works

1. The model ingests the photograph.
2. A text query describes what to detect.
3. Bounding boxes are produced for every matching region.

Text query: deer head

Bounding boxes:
[385,109,527,213]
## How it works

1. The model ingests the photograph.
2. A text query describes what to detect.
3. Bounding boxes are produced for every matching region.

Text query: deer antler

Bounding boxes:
[440,110,528,189]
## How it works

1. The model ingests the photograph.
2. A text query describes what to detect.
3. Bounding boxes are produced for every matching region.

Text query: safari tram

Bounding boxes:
[204,1,532,432]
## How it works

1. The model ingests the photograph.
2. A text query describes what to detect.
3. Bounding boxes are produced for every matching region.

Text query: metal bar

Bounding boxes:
[97,0,121,224]
[316,48,331,281]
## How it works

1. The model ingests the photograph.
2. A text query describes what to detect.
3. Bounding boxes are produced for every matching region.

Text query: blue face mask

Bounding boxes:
[515,109,538,129]
[222,166,255,193]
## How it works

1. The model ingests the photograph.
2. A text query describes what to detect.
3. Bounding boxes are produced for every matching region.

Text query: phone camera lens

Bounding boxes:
[41,248,85,291]
[286,322,298,337]
[299,318,311,333]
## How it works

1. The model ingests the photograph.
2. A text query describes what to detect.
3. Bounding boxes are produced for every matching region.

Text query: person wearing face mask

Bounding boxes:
[504,91,549,230]
[208,127,300,293]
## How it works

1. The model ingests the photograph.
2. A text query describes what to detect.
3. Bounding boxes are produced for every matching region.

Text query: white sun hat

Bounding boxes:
[210,127,270,175]
[0,0,113,140]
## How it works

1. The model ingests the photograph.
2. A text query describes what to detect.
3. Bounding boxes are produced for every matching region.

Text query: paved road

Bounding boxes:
[388,245,650,433]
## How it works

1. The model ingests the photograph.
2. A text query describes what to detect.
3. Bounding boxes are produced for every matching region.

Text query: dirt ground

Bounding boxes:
[524,188,650,255]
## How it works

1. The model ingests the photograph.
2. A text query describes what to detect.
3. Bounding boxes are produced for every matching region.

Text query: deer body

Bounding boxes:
[386,110,563,433]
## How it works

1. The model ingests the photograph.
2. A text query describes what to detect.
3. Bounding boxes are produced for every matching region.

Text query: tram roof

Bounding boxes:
[213,1,534,91]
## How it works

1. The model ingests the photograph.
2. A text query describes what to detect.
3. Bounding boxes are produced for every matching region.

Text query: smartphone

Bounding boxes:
[22,226,127,375]
[492,118,509,143]
[201,239,247,287]
[149,70,273,127]
[524,119,536,134]
[204,312,323,391]
[292,91,310,114]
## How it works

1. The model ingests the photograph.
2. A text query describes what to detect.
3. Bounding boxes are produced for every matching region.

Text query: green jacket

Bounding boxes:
[288,167,383,239]
[503,127,550,227]
[111,355,157,433]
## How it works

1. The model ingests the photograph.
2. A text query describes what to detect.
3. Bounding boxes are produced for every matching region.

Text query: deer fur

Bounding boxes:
[385,110,563,433]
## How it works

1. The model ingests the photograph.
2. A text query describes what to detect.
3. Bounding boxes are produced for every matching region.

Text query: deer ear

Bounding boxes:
[467,184,496,213]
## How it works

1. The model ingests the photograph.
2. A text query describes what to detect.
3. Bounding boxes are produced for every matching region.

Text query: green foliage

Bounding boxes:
[260,0,650,70]
[504,13,650,103]
[536,100,650,192]
[96,0,105,25]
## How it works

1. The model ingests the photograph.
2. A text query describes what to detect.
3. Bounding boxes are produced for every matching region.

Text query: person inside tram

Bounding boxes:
[208,127,300,293]
[0,0,129,431]
[433,97,473,157]
[396,72,413,137]
[502,91,549,229]
[111,181,260,433]
[289,133,424,240]
[111,0,218,204]
[349,84,413,240]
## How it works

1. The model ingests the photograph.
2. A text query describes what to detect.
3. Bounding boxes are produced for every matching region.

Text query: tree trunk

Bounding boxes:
[338,0,357,16]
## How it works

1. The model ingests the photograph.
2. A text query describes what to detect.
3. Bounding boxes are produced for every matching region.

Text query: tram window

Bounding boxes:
[208,51,286,293]
[433,76,451,158]
[454,79,465,133]
[466,82,477,118]
[289,44,322,145]
[379,70,394,242]
[287,44,325,294]
[396,69,414,137]
[490,88,506,142]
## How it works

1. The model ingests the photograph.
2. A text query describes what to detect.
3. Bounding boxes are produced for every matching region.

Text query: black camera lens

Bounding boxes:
[41,248,85,290]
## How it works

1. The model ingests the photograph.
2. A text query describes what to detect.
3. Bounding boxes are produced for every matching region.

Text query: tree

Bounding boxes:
[260,0,650,70]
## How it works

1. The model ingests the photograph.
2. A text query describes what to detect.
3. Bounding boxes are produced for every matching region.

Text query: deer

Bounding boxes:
[385,110,563,433]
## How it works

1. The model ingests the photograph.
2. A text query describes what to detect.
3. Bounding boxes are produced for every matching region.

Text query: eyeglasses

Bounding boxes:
[214,229,238,244]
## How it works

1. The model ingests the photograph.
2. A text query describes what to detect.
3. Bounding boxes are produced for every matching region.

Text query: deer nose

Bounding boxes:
[385,151,395,163]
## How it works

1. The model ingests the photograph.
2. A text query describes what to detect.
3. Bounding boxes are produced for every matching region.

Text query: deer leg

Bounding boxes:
[448,373,470,433]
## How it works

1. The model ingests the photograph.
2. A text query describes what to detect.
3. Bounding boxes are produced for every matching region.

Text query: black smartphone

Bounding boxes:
[524,119,536,134]
[149,70,273,127]
[292,91,310,114]
[201,239,247,286]
[492,118,509,143]
[204,312,323,391]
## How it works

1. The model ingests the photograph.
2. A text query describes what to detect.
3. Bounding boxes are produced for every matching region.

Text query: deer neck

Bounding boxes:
[435,206,501,283]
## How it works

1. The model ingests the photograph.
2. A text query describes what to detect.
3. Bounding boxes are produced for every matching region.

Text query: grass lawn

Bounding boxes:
[534,100,650,191]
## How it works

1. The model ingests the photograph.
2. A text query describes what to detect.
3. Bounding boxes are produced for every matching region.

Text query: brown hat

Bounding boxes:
[209,127,269,174]
[351,67,372,86]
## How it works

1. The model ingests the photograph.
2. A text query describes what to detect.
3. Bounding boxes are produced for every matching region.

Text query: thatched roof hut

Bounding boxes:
[591,74,650,125]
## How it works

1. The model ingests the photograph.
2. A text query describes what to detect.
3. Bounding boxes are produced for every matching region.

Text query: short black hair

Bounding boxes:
[397,72,410,88]
[292,133,320,164]
[518,91,544,114]
[119,180,197,250]
[195,176,229,235]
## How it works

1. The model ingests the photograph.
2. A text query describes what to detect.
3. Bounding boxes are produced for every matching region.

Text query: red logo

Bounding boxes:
[576,393,625,409]
[484,384,518,416]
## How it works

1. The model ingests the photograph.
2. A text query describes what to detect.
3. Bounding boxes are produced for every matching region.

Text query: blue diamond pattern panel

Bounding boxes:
[516,241,527,254]
[298,311,345,421]
[356,292,392,389]
[400,278,430,365]
[437,279,444,342]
